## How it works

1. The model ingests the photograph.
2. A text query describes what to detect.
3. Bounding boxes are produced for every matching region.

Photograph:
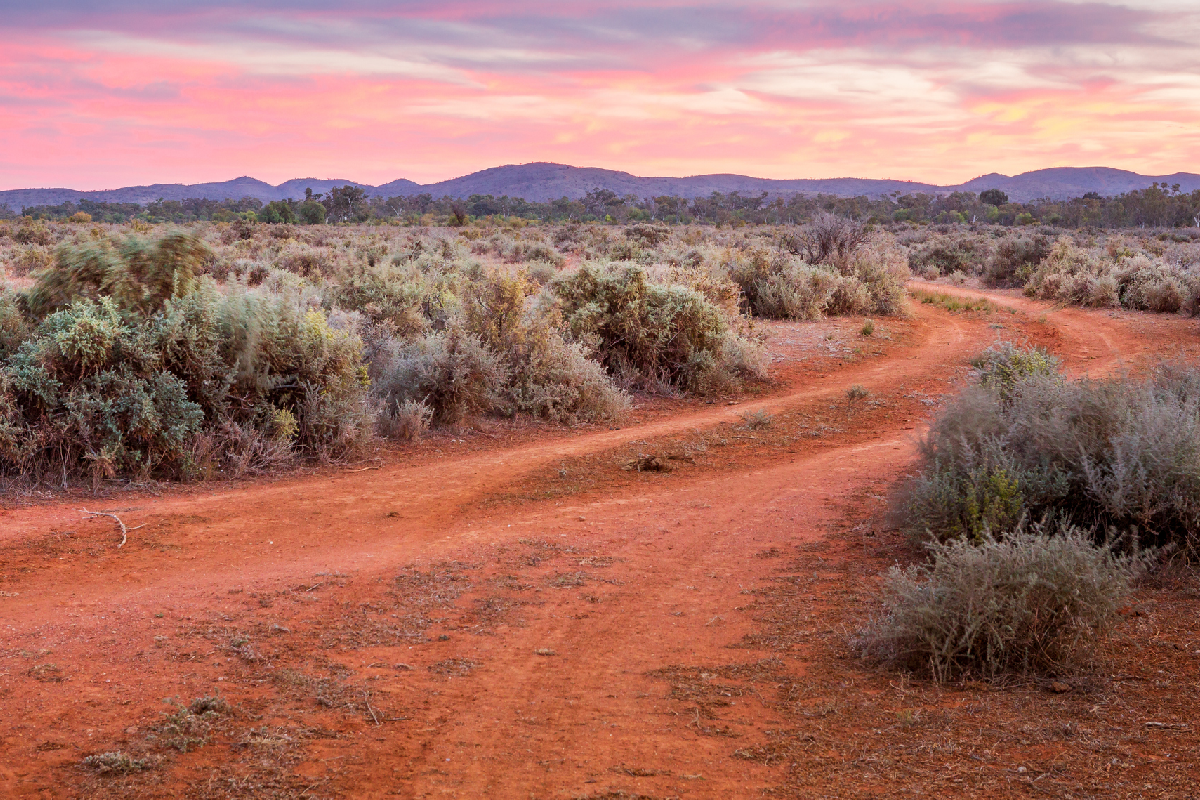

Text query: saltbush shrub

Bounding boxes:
[983,233,1050,287]
[906,350,1200,554]
[550,264,764,394]
[970,342,1060,402]
[725,233,908,321]
[0,231,374,484]
[856,522,1141,681]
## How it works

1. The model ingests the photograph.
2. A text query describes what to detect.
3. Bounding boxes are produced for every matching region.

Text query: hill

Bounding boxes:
[3,164,1198,211]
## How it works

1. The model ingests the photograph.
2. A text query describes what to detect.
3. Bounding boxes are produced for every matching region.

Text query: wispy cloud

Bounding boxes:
[2,1,1199,189]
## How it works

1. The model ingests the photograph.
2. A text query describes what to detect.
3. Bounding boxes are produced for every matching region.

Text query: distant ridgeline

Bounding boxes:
[5,183,1200,229]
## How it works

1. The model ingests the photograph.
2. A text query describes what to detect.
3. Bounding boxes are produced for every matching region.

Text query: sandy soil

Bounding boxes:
[2,285,1199,799]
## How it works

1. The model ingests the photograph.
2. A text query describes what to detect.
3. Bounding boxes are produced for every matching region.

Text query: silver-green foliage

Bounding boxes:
[907,350,1200,553]
[857,522,1140,681]
[0,232,372,483]
[551,264,764,394]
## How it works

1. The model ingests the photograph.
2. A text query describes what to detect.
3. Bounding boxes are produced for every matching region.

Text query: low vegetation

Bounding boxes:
[861,343,1200,682]
[905,226,1200,314]
[0,215,912,487]
[856,521,1141,681]
[905,350,1200,554]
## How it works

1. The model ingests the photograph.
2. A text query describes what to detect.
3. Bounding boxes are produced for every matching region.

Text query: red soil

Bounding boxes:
[2,285,1198,799]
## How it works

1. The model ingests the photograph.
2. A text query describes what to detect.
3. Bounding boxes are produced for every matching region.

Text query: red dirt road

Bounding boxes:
[2,286,1198,799]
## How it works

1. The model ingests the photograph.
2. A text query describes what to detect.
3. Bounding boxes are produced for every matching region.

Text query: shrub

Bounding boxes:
[1116,254,1185,313]
[366,326,504,425]
[780,213,869,267]
[0,233,374,483]
[726,233,907,321]
[379,398,432,441]
[83,751,155,774]
[1025,239,1118,308]
[907,236,983,278]
[970,342,1060,402]
[14,219,54,246]
[984,234,1049,287]
[461,271,628,422]
[550,264,763,394]
[856,522,1140,681]
[906,355,1200,554]
[26,230,210,317]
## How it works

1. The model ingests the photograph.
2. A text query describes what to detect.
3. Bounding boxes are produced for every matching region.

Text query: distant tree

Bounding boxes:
[980,189,1009,206]
[259,200,297,224]
[298,200,326,225]
[322,185,368,223]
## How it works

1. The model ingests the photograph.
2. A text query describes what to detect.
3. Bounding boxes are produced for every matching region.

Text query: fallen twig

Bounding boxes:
[79,509,144,548]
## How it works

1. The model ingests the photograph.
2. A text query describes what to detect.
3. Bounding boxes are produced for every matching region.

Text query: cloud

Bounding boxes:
[2,1,1200,188]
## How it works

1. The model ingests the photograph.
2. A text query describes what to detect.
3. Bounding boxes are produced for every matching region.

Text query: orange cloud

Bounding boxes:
[2,3,1200,189]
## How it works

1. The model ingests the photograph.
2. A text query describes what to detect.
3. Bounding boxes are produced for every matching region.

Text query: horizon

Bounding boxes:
[4,2,1200,191]
[5,162,1196,196]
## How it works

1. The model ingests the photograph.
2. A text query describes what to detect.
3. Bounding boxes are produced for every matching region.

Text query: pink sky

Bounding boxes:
[2,1,1199,190]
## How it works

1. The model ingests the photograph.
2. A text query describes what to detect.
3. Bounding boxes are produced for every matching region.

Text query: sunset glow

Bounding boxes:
[3,1,1199,189]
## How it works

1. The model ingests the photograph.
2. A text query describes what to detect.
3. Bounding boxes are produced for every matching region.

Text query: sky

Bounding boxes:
[2,0,1199,190]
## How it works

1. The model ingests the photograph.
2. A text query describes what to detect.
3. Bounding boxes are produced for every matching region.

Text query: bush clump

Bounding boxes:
[726,231,908,321]
[856,522,1141,681]
[550,264,764,394]
[0,231,373,484]
[970,341,1060,402]
[982,233,1050,287]
[906,348,1200,554]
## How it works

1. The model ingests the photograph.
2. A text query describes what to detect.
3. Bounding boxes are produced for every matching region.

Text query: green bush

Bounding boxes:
[970,342,1060,402]
[366,325,504,426]
[907,236,984,278]
[906,353,1200,554]
[550,264,764,394]
[0,232,374,484]
[983,234,1049,287]
[461,272,628,422]
[856,522,1141,681]
[1025,239,1119,307]
[725,234,908,321]
[26,230,209,316]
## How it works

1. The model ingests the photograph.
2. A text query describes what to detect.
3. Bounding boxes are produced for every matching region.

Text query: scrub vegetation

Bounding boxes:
[860,343,1200,682]
[0,215,913,487]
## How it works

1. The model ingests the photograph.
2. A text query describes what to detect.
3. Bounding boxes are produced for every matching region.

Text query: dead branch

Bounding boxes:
[79,508,145,548]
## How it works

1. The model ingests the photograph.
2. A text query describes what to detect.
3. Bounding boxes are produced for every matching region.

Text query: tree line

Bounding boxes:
[7,182,1200,229]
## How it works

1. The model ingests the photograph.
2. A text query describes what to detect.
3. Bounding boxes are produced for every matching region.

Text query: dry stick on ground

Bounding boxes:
[79,509,144,548]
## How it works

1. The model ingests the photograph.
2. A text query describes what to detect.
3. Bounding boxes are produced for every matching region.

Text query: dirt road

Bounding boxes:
[2,285,1197,799]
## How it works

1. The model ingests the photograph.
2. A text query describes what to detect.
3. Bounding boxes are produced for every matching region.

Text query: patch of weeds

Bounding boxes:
[82,751,157,774]
[428,657,480,677]
[227,633,260,663]
[860,319,875,336]
[740,409,774,430]
[28,663,65,682]
[609,765,671,777]
[271,668,353,710]
[149,696,230,753]
[626,453,674,472]
[546,571,598,588]
[460,596,529,633]
[911,289,994,314]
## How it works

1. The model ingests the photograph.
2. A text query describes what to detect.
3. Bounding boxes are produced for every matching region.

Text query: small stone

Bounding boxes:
[1017,766,1028,774]
[1049,681,1072,694]
[437,634,450,642]
[534,648,556,656]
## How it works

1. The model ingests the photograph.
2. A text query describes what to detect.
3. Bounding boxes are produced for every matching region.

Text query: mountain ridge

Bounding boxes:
[4,164,1198,210]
